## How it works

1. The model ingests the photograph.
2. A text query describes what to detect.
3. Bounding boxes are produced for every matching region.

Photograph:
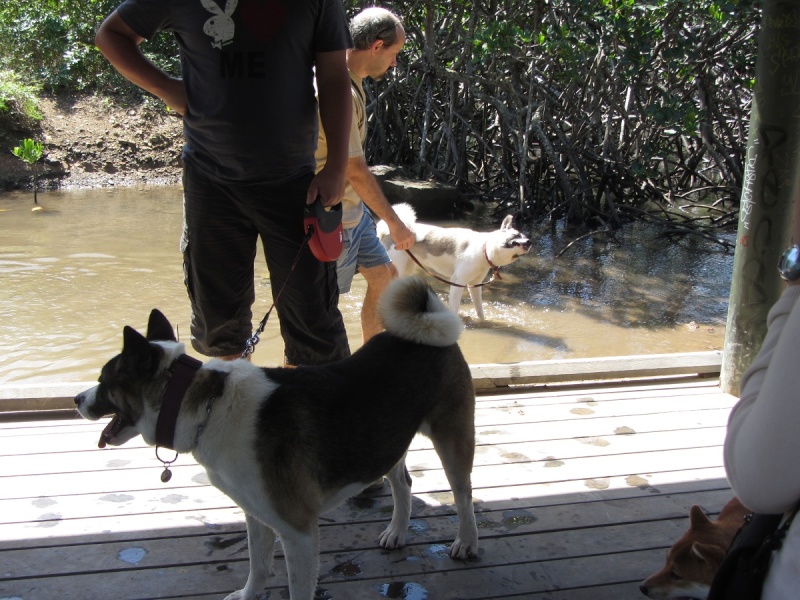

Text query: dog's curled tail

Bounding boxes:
[376,202,417,242]
[379,276,463,347]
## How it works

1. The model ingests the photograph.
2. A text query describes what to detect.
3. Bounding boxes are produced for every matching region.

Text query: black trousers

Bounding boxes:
[181,162,350,365]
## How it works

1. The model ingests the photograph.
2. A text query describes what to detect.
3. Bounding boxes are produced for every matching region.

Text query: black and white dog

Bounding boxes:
[377,203,532,320]
[75,277,479,600]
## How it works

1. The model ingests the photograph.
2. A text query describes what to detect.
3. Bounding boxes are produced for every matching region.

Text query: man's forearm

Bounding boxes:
[347,157,415,250]
[347,158,397,221]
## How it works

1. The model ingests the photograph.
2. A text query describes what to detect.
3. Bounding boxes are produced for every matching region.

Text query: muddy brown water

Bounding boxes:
[0,187,732,385]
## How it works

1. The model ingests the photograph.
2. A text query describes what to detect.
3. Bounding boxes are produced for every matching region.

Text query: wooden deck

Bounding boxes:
[0,357,737,600]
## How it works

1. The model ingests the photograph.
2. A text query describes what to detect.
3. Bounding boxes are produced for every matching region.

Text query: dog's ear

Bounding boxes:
[122,325,159,373]
[146,309,176,342]
[500,214,514,230]
[689,504,712,529]
[691,541,726,567]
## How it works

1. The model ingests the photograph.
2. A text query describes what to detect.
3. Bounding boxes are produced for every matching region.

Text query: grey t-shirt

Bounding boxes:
[117,0,352,184]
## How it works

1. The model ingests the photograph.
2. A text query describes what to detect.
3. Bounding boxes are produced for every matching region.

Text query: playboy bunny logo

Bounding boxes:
[200,0,239,49]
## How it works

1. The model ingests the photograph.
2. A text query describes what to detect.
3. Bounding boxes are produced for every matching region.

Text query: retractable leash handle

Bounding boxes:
[304,198,344,262]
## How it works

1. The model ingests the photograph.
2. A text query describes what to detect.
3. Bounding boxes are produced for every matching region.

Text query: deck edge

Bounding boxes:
[0,351,722,412]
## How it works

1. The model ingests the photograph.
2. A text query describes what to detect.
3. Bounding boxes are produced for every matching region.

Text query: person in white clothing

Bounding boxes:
[723,203,800,599]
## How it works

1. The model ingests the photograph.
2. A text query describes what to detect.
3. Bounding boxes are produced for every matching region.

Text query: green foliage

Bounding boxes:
[473,22,534,58]
[341,0,758,226]
[13,138,44,165]
[0,70,42,121]
[12,137,44,203]
[0,0,761,229]
[0,0,179,94]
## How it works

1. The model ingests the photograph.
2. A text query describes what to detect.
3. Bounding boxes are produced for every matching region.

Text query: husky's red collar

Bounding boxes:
[483,243,503,280]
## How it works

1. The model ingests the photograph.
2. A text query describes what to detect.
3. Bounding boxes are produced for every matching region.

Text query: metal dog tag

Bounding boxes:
[161,467,173,483]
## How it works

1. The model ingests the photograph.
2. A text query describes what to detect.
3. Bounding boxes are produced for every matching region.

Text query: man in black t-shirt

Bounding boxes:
[95,0,353,365]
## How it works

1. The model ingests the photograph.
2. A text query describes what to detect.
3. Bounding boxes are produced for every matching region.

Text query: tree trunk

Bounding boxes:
[720,0,800,395]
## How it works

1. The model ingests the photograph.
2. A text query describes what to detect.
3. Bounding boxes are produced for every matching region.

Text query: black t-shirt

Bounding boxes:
[117,0,352,183]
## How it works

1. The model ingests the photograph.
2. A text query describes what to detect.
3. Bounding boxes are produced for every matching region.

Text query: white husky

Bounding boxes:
[378,203,532,319]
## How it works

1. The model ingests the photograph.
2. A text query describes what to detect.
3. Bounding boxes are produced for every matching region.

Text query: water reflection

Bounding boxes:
[0,188,733,384]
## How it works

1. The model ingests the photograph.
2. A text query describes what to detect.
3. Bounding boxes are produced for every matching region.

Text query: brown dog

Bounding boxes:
[640,497,749,599]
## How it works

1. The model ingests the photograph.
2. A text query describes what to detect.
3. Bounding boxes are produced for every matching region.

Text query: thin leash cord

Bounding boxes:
[242,228,313,359]
[403,248,499,289]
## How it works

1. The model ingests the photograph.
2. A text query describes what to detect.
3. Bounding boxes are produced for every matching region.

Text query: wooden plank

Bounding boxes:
[0,434,727,500]
[472,395,735,427]
[471,350,723,389]
[0,380,736,456]
[0,515,675,589]
[513,580,660,600]
[1,488,735,579]
[0,469,732,547]
[8,382,728,443]
[0,379,730,440]
[0,424,728,479]
[119,578,658,600]
[0,353,724,413]
[0,406,731,456]
[0,377,733,599]
[474,378,728,407]
[0,519,702,600]
[0,422,729,474]
[475,407,732,442]
[0,382,89,412]
[0,377,726,428]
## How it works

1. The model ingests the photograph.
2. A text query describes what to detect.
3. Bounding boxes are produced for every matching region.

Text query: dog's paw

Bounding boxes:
[449,537,479,560]
[379,526,407,549]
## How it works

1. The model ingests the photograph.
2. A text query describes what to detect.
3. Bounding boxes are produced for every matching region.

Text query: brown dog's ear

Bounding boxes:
[692,541,726,567]
[689,504,712,529]
[146,309,176,342]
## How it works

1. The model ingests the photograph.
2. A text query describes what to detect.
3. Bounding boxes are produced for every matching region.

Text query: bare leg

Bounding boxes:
[358,262,397,344]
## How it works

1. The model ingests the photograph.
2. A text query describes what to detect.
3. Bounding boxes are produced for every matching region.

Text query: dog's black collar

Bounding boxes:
[155,354,202,451]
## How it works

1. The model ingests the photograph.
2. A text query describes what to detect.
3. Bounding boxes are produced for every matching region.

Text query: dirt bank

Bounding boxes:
[0,93,465,218]
[0,93,183,190]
